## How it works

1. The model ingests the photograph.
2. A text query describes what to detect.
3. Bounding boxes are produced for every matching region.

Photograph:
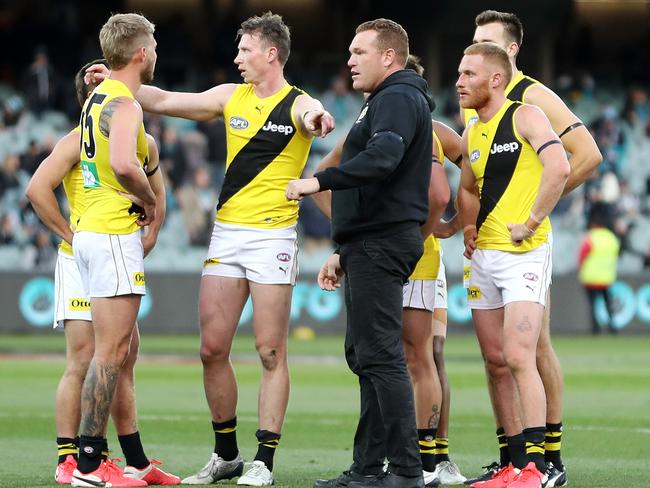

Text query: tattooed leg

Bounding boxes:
[80,360,121,436]
[75,295,139,475]
[428,404,440,430]
[402,308,442,429]
[79,295,141,437]
[503,301,546,428]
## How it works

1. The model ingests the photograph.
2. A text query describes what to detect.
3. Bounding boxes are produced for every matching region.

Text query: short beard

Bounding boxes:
[464,86,490,110]
[141,65,154,84]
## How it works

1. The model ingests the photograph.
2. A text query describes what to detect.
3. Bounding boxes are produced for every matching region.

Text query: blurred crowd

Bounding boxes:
[2,50,650,273]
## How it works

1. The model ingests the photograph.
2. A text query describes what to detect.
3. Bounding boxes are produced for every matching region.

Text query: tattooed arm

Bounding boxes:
[100,97,156,226]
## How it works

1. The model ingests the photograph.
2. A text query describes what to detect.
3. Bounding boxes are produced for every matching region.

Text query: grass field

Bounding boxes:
[1,333,649,487]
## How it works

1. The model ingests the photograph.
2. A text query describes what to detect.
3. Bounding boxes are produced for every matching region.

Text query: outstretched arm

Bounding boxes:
[25,131,80,244]
[314,94,419,191]
[136,83,237,121]
[293,94,335,138]
[84,63,236,121]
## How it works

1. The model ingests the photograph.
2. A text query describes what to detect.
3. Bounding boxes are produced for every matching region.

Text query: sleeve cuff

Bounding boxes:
[315,170,334,191]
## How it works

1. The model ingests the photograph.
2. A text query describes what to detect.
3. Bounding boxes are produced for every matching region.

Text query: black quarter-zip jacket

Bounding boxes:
[315,69,435,245]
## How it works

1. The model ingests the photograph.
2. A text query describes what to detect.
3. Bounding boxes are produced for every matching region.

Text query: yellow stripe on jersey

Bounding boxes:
[463,71,541,128]
[59,126,83,256]
[75,79,149,235]
[467,100,550,252]
[217,83,312,228]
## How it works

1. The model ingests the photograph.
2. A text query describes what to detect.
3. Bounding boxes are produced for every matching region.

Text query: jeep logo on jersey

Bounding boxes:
[276,253,291,262]
[470,149,481,163]
[262,120,294,135]
[490,142,519,154]
[229,116,249,130]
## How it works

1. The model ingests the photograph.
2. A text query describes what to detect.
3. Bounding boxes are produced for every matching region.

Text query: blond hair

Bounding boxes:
[464,42,512,86]
[99,13,155,70]
[356,18,409,66]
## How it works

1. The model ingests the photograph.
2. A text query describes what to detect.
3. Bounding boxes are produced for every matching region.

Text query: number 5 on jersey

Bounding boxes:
[79,93,107,189]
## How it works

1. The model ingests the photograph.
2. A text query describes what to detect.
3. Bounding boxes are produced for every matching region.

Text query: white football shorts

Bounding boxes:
[403,248,448,311]
[73,230,146,298]
[467,241,552,309]
[53,249,91,330]
[202,221,298,285]
[403,279,436,311]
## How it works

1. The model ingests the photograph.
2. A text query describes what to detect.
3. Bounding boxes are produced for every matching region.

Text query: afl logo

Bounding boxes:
[470,149,480,163]
[276,253,291,262]
[229,116,249,130]
[523,272,539,282]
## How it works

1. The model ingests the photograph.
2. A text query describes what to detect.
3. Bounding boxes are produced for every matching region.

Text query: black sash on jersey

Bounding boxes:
[476,102,523,232]
[217,87,302,211]
[507,77,536,103]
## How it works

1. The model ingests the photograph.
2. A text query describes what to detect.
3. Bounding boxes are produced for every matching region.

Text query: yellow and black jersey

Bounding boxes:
[467,100,551,252]
[218,83,312,228]
[75,78,149,235]
[59,126,83,256]
[464,71,541,128]
[409,129,445,280]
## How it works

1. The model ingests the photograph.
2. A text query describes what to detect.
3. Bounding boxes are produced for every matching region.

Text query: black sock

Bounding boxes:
[118,431,149,469]
[544,422,564,470]
[507,433,527,469]
[57,437,77,464]
[418,428,437,471]
[523,427,546,473]
[434,437,450,464]
[77,436,105,474]
[254,429,280,472]
[496,428,509,467]
[213,417,239,461]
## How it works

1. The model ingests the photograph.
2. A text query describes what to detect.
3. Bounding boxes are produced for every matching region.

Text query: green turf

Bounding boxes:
[1,334,649,487]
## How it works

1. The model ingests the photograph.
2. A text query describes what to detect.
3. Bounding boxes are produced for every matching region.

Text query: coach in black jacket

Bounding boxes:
[286,19,434,488]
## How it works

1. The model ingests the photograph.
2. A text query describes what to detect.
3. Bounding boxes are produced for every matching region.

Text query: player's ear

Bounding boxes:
[490,72,498,88]
[508,42,519,58]
[134,46,146,63]
[267,46,278,63]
